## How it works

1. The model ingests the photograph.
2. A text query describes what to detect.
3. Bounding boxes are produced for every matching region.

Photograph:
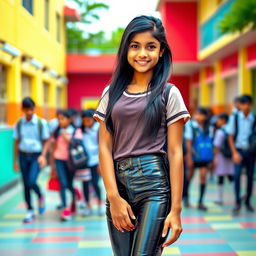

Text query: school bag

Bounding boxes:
[219,127,232,158]
[192,124,214,163]
[17,118,43,141]
[67,128,89,172]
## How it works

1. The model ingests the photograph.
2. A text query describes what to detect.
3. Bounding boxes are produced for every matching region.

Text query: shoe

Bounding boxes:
[198,203,208,211]
[23,211,35,224]
[70,200,76,215]
[232,204,241,215]
[98,205,105,216]
[60,208,71,221]
[38,195,46,215]
[214,201,223,206]
[184,200,192,208]
[82,206,93,217]
[245,204,255,212]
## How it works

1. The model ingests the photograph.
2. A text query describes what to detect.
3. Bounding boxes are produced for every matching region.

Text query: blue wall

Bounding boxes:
[200,0,235,50]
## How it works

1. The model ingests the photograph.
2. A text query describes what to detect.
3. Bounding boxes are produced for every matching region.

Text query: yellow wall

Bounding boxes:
[0,0,67,125]
[198,0,228,24]
[0,0,66,75]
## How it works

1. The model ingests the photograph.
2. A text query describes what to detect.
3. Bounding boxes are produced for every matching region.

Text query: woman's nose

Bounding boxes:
[138,48,147,58]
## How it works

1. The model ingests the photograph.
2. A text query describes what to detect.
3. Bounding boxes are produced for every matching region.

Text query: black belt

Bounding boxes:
[19,151,41,156]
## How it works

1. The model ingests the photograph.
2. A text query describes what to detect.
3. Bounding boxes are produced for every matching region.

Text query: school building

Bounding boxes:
[67,0,256,115]
[0,0,79,192]
[158,0,256,113]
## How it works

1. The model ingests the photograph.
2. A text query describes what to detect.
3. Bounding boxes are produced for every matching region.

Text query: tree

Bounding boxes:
[218,0,256,34]
[66,0,109,53]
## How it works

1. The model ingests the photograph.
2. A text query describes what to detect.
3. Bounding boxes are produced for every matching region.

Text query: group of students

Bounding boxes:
[183,94,256,215]
[13,93,255,223]
[13,97,103,223]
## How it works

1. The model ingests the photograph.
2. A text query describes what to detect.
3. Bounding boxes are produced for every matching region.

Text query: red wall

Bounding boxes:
[67,73,112,109]
[68,73,190,110]
[162,1,198,62]
[170,75,190,108]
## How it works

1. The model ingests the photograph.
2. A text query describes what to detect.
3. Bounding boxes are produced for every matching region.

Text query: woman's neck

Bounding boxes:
[131,70,153,88]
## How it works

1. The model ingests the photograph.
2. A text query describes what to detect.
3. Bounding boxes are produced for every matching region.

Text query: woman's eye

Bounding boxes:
[130,44,138,49]
[148,45,156,50]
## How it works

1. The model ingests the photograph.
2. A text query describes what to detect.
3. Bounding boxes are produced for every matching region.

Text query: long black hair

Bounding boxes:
[105,15,172,138]
[53,109,74,139]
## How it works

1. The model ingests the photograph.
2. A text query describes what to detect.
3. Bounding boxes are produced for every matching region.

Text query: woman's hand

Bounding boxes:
[162,211,182,247]
[109,195,136,232]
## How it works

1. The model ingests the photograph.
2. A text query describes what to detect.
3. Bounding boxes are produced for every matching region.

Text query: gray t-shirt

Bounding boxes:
[93,85,190,161]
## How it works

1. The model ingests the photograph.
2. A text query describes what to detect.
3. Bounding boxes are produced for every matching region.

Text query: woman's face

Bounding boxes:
[83,117,94,128]
[127,31,163,75]
[58,114,70,128]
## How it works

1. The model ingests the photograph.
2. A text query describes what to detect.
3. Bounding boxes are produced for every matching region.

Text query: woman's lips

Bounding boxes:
[135,60,150,66]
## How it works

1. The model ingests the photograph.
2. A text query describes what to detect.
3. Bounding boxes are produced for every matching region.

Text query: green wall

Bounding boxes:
[0,128,19,187]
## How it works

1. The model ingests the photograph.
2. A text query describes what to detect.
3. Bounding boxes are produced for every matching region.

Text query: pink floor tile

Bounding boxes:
[183,227,215,233]
[181,217,207,224]
[177,238,226,245]
[16,227,84,232]
[240,222,256,228]
[32,236,81,243]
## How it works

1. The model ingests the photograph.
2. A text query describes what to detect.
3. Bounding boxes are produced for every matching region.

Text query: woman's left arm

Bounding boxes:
[162,118,184,247]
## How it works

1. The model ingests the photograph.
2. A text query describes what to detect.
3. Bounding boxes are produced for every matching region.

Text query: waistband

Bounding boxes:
[114,153,166,171]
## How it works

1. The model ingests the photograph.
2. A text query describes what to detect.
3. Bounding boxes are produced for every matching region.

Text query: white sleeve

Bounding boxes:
[166,86,190,126]
[93,86,110,122]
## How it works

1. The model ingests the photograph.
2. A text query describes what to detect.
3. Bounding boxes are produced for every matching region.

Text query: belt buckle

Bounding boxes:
[119,159,131,170]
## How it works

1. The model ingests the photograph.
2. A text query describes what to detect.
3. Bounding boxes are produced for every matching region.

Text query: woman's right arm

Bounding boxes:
[98,120,136,232]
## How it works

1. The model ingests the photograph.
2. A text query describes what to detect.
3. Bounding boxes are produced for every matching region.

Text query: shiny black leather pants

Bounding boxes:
[106,154,171,256]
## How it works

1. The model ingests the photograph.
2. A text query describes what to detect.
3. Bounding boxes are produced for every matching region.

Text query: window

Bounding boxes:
[43,82,50,119]
[56,87,62,108]
[56,13,61,42]
[43,82,49,106]
[44,0,49,30]
[21,74,31,98]
[22,0,33,15]
[0,64,7,125]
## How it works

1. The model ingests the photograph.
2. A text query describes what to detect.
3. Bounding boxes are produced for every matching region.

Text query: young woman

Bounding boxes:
[81,109,104,216]
[53,110,83,221]
[93,16,190,255]
[185,107,213,211]
[213,113,234,205]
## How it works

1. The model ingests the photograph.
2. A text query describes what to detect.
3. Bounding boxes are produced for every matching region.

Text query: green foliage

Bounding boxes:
[85,28,124,54]
[218,0,256,34]
[66,0,109,53]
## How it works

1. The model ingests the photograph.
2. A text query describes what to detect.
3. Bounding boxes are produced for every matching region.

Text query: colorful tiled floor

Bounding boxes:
[0,169,255,256]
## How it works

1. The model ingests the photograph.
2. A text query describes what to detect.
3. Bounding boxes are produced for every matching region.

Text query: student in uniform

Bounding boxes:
[13,97,50,223]
[213,113,234,205]
[93,16,190,255]
[80,109,104,217]
[227,95,255,215]
[52,110,83,221]
[185,107,214,211]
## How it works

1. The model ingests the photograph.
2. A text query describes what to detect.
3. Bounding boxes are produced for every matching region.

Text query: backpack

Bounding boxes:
[17,118,43,141]
[219,127,232,158]
[248,115,256,155]
[192,125,214,163]
[67,128,89,172]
